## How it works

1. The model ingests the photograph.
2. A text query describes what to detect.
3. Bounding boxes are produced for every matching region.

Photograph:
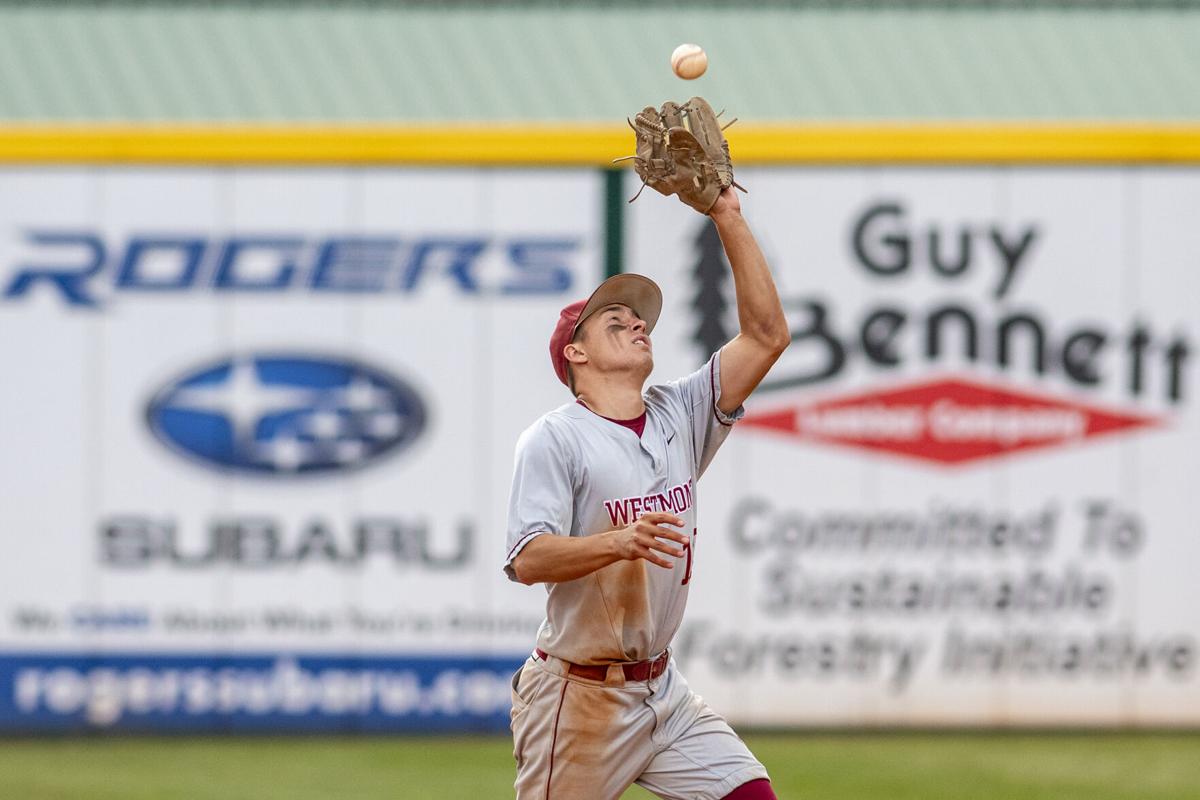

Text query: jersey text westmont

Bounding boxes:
[603,479,694,527]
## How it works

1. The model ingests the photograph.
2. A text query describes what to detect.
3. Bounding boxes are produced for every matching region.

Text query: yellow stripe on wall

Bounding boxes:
[1,123,1200,164]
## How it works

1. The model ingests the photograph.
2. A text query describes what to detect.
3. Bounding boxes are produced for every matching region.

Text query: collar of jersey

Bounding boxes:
[562,399,654,441]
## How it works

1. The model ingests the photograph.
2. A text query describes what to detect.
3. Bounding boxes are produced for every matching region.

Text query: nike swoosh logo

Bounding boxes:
[667,433,676,445]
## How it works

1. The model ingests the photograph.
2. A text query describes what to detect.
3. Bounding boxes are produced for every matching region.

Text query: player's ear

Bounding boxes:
[564,342,588,365]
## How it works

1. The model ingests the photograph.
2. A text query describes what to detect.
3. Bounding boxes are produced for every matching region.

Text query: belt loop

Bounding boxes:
[605,664,625,686]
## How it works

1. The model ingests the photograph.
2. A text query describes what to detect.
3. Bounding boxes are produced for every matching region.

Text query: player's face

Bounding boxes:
[577,303,653,376]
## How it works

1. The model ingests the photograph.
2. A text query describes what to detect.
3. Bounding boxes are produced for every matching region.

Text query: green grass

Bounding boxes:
[0,733,1197,799]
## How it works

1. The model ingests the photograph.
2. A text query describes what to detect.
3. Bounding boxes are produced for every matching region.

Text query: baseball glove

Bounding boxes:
[615,96,743,214]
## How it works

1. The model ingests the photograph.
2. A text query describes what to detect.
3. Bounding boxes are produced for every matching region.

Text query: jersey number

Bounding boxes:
[681,528,697,585]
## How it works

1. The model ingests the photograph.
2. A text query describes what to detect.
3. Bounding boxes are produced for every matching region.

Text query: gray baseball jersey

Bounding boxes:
[504,351,743,665]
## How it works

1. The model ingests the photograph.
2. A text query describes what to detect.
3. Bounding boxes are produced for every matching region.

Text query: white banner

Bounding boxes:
[0,168,602,731]
[630,167,1200,726]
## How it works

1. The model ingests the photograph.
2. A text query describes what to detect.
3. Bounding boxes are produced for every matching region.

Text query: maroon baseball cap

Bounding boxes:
[549,273,663,387]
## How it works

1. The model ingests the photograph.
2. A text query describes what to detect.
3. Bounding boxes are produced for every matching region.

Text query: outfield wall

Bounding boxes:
[1,156,1198,731]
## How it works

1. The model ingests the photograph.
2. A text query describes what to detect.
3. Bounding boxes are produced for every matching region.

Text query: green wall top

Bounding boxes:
[1,5,1198,121]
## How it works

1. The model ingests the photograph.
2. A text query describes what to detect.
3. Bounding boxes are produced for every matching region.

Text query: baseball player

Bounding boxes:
[504,184,789,799]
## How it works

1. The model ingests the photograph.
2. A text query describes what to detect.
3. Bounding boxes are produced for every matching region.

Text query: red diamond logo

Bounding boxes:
[742,377,1162,466]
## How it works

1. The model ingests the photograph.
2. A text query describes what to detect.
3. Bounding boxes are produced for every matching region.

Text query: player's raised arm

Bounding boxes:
[706,188,790,414]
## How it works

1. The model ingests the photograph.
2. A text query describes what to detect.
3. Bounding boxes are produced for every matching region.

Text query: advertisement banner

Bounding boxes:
[3,166,1198,730]
[630,167,1200,726]
[0,168,602,732]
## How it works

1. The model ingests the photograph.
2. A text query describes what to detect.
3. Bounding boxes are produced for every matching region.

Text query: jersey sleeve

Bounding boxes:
[666,349,745,480]
[503,420,576,582]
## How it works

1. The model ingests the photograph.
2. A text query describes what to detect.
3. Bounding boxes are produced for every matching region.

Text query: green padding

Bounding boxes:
[604,168,625,279]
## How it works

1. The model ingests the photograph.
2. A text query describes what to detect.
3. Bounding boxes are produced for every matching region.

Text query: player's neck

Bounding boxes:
[575,382,645,420]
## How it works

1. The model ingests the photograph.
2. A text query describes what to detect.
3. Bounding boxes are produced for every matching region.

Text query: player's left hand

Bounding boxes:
[621,97,741,214]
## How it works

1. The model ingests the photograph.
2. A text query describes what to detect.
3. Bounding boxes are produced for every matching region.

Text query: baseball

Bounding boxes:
[671,43,707,80]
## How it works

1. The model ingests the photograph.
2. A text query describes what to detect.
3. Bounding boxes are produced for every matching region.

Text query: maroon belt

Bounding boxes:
[535,648,670,682]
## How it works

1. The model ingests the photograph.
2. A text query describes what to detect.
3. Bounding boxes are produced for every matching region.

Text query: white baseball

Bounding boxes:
[670,43,707,80]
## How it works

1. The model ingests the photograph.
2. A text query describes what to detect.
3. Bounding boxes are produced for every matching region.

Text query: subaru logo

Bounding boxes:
[146,353,426,476]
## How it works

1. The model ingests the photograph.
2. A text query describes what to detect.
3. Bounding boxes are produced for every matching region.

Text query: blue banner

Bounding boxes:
[0,651,526,733]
